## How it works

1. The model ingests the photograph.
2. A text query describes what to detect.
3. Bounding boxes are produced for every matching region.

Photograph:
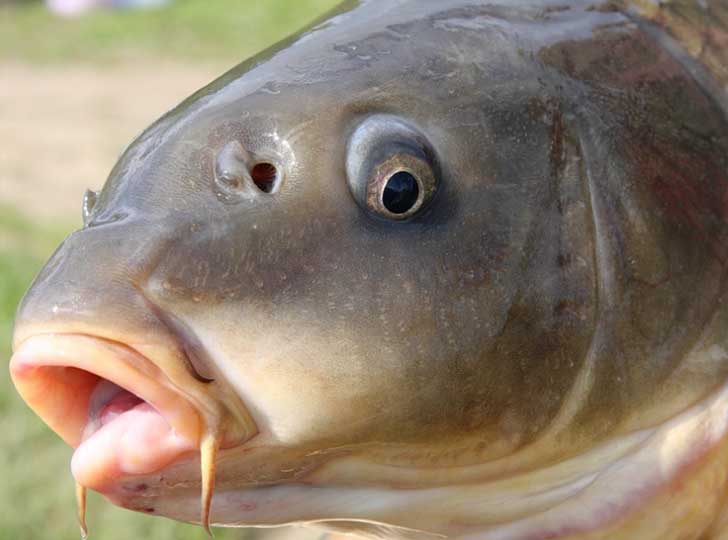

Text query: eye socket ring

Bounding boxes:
[367,154,436,220]
[346,114,440,221]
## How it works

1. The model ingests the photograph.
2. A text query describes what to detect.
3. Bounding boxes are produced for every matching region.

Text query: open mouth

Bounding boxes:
[9,334,202,489]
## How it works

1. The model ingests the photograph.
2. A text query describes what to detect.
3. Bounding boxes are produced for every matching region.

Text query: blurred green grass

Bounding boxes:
[1,1,340,538]
[0,0,340,63]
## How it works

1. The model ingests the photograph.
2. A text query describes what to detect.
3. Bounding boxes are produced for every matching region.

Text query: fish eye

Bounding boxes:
[346,114,439,220]
[383,170,419,214]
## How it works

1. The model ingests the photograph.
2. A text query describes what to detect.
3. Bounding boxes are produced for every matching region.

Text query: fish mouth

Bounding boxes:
[9,333,203,490]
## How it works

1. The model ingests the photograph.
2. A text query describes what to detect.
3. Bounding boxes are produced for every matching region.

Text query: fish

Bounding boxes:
[9,0,728,539]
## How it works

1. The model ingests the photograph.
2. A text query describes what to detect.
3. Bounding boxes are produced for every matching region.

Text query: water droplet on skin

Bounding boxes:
[260,81,281,95]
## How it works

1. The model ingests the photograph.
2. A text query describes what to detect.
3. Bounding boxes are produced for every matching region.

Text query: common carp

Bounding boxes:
[9,1,728,539]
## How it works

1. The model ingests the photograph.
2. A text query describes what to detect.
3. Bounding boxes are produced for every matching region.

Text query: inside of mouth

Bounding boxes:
[83,379,144,436]
[17,364,103,446]
[76,374,196,488]
[16,364,196,488]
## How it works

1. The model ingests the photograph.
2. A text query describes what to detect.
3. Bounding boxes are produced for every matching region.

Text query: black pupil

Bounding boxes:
[382,171,419,214]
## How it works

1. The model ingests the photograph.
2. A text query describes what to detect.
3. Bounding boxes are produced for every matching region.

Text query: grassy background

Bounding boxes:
[0,0,340,63]
[0,1,339,538]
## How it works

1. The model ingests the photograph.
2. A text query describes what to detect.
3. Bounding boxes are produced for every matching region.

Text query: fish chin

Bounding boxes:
[107,377,728,540]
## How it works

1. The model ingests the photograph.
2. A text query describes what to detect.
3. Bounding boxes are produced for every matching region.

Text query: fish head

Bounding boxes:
[11,1,728,538]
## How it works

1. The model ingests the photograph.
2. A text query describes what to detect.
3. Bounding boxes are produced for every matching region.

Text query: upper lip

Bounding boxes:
[9,333,202,448]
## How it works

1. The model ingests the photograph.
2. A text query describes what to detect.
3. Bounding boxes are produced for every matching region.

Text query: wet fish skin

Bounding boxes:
[11,1,728,539]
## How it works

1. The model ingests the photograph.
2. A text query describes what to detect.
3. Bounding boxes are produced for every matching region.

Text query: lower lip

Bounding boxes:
[72,382,195,489]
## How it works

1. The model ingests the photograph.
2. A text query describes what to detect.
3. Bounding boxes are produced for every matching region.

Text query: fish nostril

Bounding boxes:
[250,162,278,193]
[214,142,281,199]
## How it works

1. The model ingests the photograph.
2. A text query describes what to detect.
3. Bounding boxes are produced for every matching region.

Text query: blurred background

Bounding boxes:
[0,1,339,538]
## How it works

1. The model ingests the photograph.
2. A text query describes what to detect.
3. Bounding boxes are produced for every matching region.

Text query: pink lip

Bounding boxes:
[10,334,202,487]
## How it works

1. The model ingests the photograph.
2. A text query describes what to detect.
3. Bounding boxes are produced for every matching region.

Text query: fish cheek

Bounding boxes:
[139,222,368,445]
[144,302,410,446]
[140,213,453,447]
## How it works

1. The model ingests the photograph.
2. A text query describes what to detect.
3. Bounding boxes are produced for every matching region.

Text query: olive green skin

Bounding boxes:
[12,0,728,536]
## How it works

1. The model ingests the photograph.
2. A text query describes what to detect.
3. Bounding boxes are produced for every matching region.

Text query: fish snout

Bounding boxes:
[13,221,167,348]
[10,222,253,515]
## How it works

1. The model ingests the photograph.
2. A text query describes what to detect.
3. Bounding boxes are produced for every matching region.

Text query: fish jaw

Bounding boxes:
[9,333,203,490]
[102,375,728,540]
